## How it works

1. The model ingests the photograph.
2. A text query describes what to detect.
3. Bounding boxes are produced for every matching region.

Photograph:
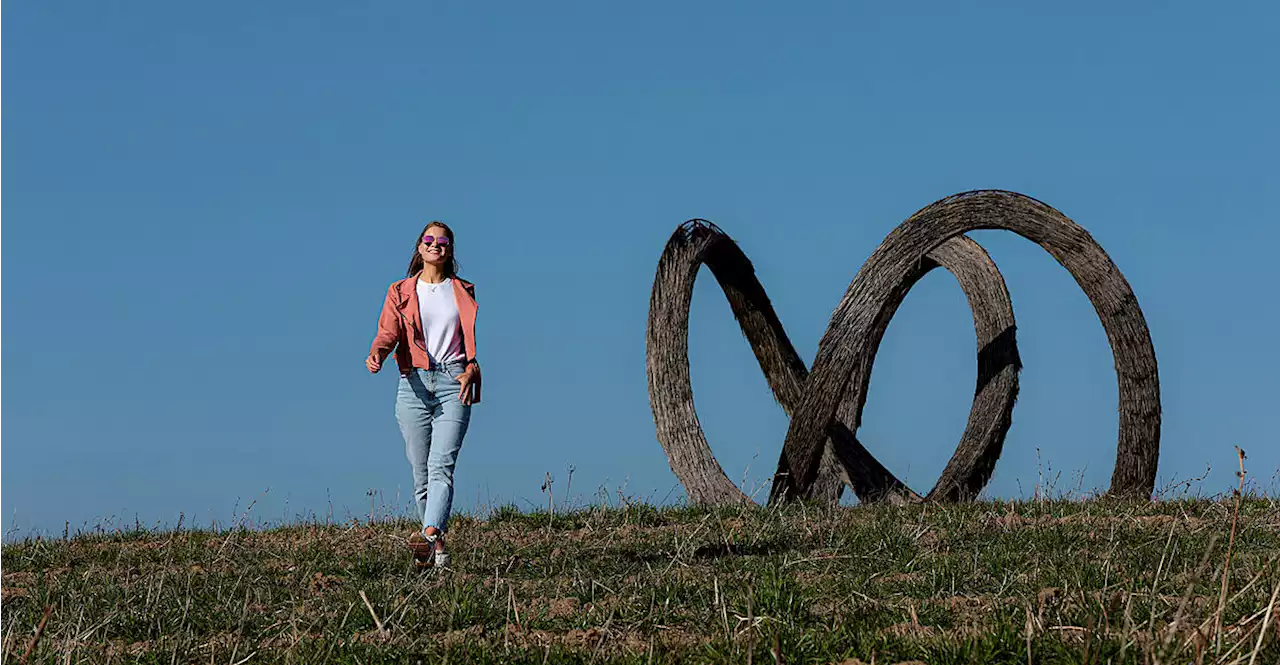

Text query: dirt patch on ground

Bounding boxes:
[935,594,1000,614]
[2,572,38,587]
[309,571,342,593]
[1,586,32,601]
[103,640,154,658]
[919,530,945,550]
[493,625,703,654]
[443,624,486,646]
[511,592,626,621]
[877,572,922,584]
[547,596,581,619]
[881,622,939,639]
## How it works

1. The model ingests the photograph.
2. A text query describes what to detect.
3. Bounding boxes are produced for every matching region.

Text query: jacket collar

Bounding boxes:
[395,272,479,364]
[396,272,475,306]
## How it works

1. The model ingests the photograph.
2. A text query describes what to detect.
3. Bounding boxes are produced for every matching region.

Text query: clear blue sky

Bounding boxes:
[4,1,1277,537]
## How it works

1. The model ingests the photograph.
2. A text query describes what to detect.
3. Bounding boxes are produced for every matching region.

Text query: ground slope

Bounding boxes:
[3,498,1278,664]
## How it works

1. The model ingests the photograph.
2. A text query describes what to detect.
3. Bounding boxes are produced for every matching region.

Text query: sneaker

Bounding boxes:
[434,549,451,568]
[407,531,436,569]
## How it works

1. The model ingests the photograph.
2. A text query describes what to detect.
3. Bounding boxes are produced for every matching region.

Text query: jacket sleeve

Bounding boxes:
[369,284,402,362]
[468,284,479,366]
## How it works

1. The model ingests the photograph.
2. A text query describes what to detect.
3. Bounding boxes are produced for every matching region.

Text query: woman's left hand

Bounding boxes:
[455,366,477,405]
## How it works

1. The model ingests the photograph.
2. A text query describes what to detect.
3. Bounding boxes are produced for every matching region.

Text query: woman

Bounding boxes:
[366,220,481,568]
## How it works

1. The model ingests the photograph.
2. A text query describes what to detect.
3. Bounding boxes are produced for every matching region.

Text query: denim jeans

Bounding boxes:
[394,362,471,534]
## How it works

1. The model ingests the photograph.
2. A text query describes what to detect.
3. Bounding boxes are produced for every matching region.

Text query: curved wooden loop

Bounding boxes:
[646,212,1027,506]
[769,190,1161,504]
[805,234,1023,504]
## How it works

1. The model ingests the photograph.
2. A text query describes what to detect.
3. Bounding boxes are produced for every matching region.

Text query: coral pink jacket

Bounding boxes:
[369,274,482,403]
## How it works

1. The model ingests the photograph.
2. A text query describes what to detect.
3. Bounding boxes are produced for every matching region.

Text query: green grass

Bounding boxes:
[3,497,1278,664]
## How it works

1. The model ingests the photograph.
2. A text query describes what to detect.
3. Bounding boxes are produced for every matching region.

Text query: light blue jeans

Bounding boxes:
[394,362,471,534]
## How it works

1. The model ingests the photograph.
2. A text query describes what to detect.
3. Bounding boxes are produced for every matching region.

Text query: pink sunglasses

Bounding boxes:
[421,235,451,247]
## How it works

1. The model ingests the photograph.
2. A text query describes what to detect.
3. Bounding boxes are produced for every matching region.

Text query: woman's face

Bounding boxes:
[418,225,452,269]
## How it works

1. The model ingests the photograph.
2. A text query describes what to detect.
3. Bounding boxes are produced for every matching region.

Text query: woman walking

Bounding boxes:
[366,221,481,568]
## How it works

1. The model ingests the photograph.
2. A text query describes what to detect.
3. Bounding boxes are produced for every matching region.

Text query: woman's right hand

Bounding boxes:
[366,354,382,373]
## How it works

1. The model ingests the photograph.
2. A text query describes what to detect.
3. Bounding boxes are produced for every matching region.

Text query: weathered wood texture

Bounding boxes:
[645,190,1160,506]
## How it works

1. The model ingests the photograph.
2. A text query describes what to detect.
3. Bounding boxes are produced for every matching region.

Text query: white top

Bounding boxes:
[416,278,465,365]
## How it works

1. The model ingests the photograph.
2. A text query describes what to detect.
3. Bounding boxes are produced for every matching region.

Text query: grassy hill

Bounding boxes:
[3,496,1278,664]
